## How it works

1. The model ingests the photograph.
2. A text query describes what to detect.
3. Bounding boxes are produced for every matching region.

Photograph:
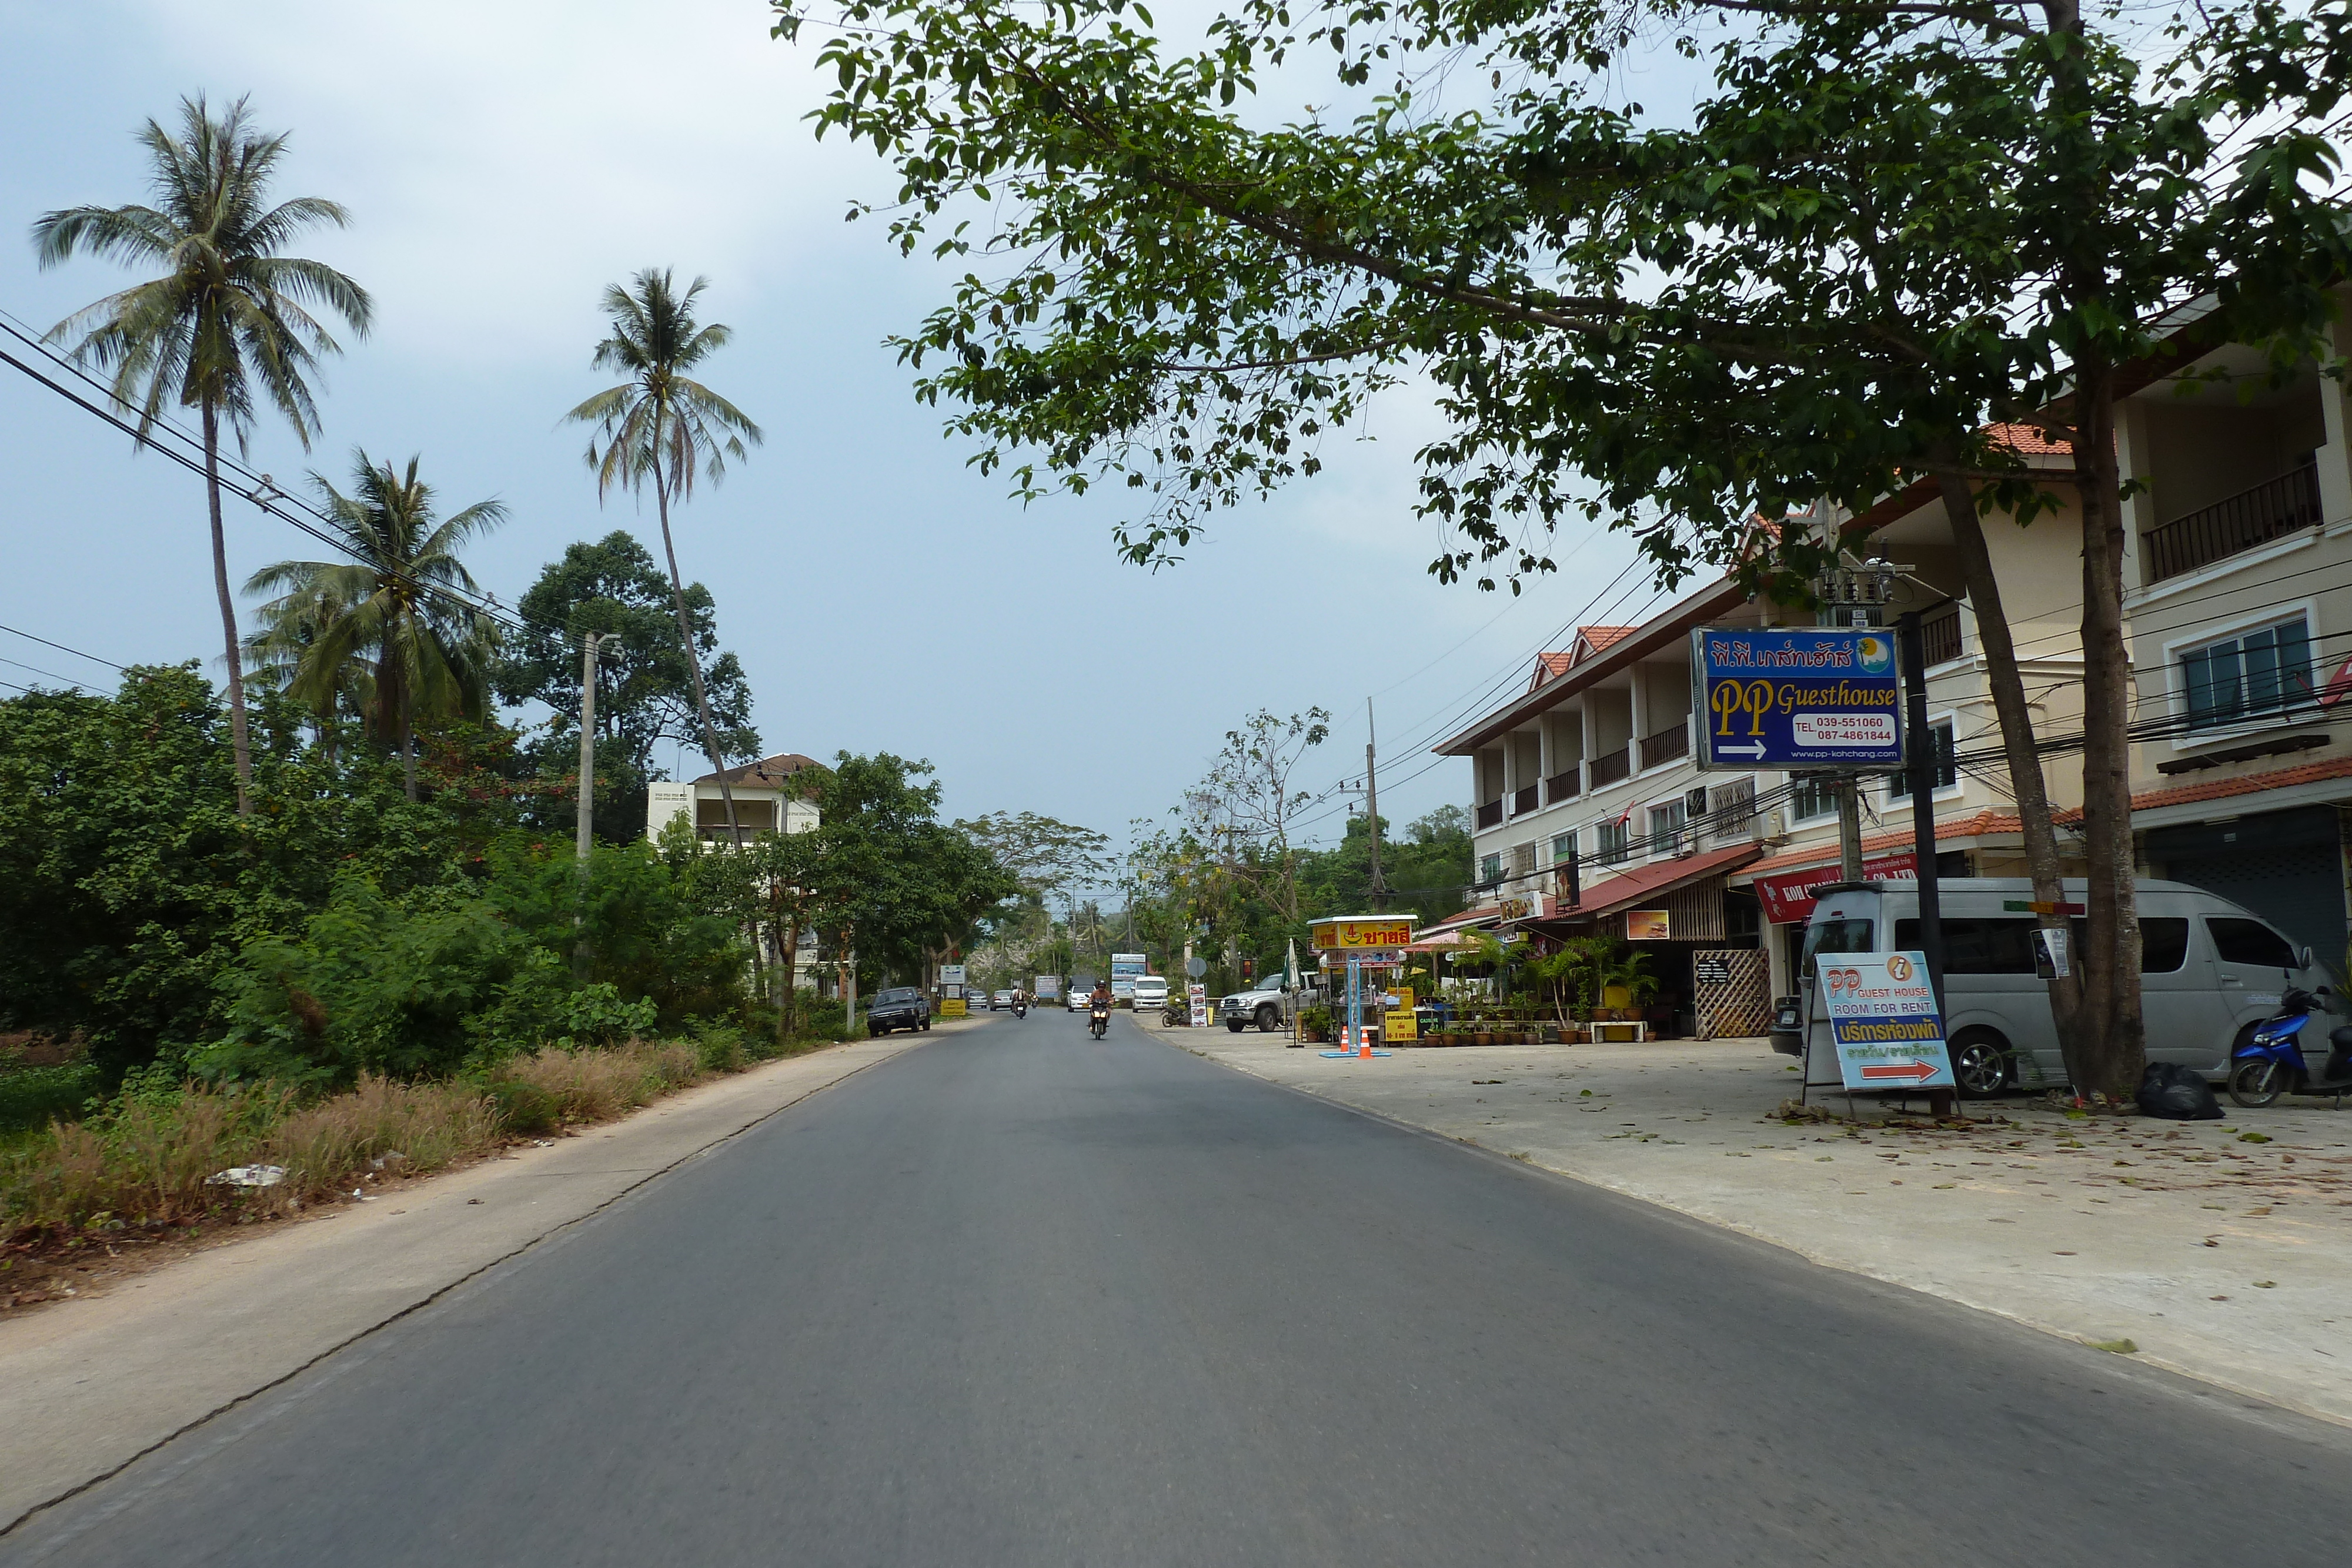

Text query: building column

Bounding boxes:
[2116,399,2156,591]
[2317,300,2352,532]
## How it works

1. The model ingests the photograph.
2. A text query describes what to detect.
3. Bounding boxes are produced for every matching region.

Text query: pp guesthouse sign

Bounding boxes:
[1690,627,1906,771]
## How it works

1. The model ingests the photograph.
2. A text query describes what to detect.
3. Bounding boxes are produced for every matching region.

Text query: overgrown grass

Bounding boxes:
[0,1034,826,1240]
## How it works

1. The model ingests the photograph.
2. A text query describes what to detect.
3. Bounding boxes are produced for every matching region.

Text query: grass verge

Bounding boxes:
[1,1032,827,1275]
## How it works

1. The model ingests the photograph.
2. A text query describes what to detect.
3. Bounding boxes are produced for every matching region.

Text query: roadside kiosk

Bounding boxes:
[1308,915,1420,1050]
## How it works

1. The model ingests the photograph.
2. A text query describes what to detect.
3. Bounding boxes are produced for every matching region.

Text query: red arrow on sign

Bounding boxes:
[1859,1059,1942,1083]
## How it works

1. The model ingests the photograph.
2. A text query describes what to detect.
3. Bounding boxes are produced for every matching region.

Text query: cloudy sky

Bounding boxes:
[0,0,1695,855]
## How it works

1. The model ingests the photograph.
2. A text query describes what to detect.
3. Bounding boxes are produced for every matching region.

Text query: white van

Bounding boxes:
[1800,878,2334,1098]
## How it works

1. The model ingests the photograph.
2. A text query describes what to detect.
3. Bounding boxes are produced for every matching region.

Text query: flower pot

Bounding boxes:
[1473,1031,1494,1046]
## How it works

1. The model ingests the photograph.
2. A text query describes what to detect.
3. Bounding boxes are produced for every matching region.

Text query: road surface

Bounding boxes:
[9,1010,2350,1565]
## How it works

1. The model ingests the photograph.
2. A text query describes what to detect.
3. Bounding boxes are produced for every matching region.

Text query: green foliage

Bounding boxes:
[493,531,761,841]
[0,1063,104,1134]
[0,667,493,1076]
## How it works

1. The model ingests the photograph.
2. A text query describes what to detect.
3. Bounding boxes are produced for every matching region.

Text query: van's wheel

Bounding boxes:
[2230,1059,2284,1108]
[1948,1029,2010,1099]
[1255,1004,1281,1033]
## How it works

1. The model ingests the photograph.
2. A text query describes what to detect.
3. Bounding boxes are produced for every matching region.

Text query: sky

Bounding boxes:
[0,0,1705,860]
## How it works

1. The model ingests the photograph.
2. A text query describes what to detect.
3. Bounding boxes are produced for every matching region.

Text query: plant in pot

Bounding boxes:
[1298,1004,1331,1044]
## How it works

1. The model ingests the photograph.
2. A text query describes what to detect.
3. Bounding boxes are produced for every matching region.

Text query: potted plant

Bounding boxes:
[1298,1005,1331,1044]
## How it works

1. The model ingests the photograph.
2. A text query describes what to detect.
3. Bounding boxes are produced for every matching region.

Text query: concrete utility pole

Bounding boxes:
[575,633,604,861]
[1835,777,1865,882]
[1365,698,1387,912]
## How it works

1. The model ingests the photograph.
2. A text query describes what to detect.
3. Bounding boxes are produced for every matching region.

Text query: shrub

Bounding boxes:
[0,1061,103,1132]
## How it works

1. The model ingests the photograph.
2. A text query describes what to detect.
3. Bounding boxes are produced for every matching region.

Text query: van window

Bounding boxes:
[1895,915,2194,975]
[2207,917,2298,970]
[1896,917,2036,974]
[2137,918,2190,974]
[1803,918,1876,971]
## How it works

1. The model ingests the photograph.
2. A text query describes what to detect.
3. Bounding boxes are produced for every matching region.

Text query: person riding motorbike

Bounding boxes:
[1088,979,1113,1039]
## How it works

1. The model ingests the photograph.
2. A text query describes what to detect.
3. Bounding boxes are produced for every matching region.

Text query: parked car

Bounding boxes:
[1130,976,1168,1011]
[867,985,931,1035]
[1796,877,2335,1098]
[1219,979,1292,1032]
[992,989,1017,1010]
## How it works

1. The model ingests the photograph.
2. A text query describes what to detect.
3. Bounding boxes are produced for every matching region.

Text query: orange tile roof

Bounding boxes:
[1743,808,2081,877]
[1579,626,1637,654]
[1984,422,2076,456]
[1529,651,1575,690]
[2129,753,2352,814]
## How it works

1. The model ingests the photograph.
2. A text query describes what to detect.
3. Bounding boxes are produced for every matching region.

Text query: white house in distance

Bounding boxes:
[646,753,822,844]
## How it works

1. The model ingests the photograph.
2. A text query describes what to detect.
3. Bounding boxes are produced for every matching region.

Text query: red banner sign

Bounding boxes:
[1752,851,1919,925]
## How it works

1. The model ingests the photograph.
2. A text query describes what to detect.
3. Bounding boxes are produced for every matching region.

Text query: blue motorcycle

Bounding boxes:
[2229,986,2352,1109]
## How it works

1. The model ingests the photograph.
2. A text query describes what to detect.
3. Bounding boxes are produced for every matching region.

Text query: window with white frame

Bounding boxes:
[1479,851,1503,884]
[1648,800,1686,856]
[2181,615,2315,731]
[1708,778,1756,840]
[1551,830,1578,863]
[1595,818,1632,865]
[1512,841,1538,879]
[1888,720,1958,797]
[1789,774,1839,821]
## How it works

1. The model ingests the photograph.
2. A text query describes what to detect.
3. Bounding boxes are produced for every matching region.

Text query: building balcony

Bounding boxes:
[1589,746,1632,789]
[1478,798,1504,830]
[1638,720,1689,770]
[1512,784,1540,817]
[2144,460,2322,583]
[1545,768,1581,805]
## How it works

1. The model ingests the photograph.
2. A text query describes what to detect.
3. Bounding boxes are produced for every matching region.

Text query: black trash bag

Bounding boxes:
[2137,1061,2224,1121]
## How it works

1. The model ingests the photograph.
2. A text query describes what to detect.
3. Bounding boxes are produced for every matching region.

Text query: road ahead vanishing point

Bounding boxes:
[11,1014,2351,1567]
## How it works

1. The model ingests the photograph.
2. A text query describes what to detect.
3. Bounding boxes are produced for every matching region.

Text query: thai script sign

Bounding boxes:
[1814,950,1953,1091]
[1310,917,1418,951]
[1692,628,1906,771]
[1752,851,1919,925]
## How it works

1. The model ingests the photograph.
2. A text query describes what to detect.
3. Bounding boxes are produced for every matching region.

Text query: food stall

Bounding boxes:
[1307,915,1420,1047]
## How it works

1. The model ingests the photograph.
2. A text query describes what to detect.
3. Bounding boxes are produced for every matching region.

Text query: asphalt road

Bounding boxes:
[12,1011,2352,1567]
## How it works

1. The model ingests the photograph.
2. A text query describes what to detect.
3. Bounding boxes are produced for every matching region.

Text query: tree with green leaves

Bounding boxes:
[34,94,373,815]
[774,0,2352,1095]
[802,753,1019,984]
[566,270,765,845]
[494,531,760,841]
[245,452,506,800]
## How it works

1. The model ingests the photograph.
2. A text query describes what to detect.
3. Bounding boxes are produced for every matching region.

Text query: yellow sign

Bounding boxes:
[1311,917,1418,951]
[940,997,968,1018]
[1625,909,1671,941]
[1384,1007,1418,1041]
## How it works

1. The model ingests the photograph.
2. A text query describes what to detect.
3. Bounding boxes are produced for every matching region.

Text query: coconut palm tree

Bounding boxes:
[33,94,372,815]
[564,269,763,842]
[245,452,506,798]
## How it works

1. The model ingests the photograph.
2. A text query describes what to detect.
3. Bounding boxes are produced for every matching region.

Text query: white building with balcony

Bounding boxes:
[646,752,823,845]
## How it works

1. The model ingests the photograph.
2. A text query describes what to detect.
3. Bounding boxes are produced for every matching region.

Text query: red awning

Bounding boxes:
[1549,843,1764,922]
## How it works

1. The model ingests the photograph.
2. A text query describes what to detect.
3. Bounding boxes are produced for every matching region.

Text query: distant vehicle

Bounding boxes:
[992,989,1017,1011]
[1220,977,1293,1033]
[1130,976,1168,1011]
[1067,988,1090,1013]
[867,985,931,1035]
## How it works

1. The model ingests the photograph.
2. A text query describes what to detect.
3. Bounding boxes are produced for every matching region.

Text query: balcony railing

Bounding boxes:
[1920,602,1963,666]
[1477,798,1504,829]
[1639,720,1689,770]
[1545,768,1581,805]
[1588,747,1631,788]
[1513,784,1540,817]
[2145,461,2321,583]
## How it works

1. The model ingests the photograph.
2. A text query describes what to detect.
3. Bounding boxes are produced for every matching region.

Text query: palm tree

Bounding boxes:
[564,269,763,843]
[33,94,372,815]
[245,452,506,799]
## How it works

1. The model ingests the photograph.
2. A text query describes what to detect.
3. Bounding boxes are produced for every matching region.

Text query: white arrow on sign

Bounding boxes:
[1716,740,1769,759]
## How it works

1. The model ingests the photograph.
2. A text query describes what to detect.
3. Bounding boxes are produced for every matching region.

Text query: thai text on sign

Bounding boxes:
[1311,917,1417,951]
[1692,627,1906,770]
[1813,951,1954,1091]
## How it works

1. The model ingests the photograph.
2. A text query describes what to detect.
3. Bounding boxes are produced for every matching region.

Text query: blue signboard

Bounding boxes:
[1689,627,1906,771]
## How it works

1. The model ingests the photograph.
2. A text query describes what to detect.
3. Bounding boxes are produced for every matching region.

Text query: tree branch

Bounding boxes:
[1686,0,2039,41]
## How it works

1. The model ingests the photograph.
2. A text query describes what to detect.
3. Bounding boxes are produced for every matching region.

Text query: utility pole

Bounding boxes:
[575,633,604,861]
[1365,697,1387,912]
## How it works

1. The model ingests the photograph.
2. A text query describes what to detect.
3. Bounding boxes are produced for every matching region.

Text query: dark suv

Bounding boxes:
[867,986,931,1035]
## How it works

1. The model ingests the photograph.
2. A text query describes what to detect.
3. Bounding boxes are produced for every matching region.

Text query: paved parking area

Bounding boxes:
[1147,1021,2352,1426]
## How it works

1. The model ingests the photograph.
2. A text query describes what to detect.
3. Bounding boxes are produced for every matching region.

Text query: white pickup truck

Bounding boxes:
[1217,981,1293,1033]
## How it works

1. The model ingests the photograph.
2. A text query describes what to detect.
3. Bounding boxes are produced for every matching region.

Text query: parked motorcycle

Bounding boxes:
[2229,986,2352,1108]
[1089,999,1111,1039]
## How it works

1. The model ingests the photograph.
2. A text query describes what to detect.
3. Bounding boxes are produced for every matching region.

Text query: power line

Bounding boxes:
[0,621,123,671]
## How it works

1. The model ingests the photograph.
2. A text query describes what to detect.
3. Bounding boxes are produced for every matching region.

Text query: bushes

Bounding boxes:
[0,1062,103,1134]
[2,1037,749,1237]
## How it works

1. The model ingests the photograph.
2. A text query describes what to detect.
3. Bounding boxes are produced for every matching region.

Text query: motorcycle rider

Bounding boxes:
[1089,978,1114,1037]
